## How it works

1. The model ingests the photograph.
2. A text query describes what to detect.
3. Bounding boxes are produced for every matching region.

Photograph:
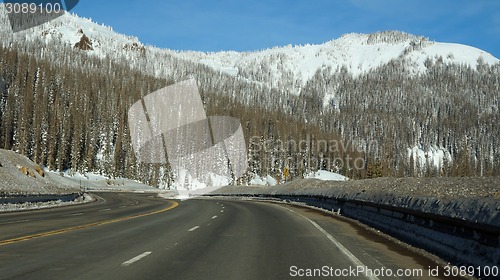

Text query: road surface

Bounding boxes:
[0,193,456,280]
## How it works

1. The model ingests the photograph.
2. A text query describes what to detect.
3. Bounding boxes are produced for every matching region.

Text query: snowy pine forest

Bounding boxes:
[0,9,499,188]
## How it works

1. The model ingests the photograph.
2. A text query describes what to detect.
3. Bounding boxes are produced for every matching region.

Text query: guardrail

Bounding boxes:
[206,193,500,277]
[0,193,82,204]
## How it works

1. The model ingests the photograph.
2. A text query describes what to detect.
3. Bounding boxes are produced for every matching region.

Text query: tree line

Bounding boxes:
[0,30,499,188]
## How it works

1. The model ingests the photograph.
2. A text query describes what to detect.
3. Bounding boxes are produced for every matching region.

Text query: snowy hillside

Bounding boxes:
[1,6,499,190]
[0,8,144,58]
[180,32,498,94]
[1,8,497,96]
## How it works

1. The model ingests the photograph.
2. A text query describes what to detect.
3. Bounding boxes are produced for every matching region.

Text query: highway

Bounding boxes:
[0,192,457,280]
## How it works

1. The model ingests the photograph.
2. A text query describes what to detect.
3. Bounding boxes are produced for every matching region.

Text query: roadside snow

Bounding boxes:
[212,177,500,227]
[57,171,161,193]
[162,169,234,198]
[0,193,94,213]
[304,170,348,181]
[0,148,163,195]
[0,149,80,196]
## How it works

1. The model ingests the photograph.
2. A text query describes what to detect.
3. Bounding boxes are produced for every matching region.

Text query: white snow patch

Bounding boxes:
[165,169,233,198]
[265,175,278,186]
[249,174,267,186]
[57,171,160,193]
[248,174,279,186]
[407,145,452,172]
[305,170,349,181]
[408,42,499,72]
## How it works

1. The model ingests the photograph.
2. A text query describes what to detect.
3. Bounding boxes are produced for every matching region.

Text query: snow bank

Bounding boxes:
[0,149,80,196]
[212,177,500,226]
[58,171,160,193]
[248,170,347,187]
[304,170,348,181]
[0,193,94,213]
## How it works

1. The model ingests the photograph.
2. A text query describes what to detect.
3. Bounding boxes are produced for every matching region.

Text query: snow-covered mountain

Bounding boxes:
[180,32,498,94]
[1,8,498,95]
[1,6,499,185]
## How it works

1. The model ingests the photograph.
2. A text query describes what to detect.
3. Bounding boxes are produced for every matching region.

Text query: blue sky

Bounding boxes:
[72,0,500,57]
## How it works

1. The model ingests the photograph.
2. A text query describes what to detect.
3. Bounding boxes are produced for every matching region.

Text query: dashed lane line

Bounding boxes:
[188,226,200,232]
[122,251,152,267]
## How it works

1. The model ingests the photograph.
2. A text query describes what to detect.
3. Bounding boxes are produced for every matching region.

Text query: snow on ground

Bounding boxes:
[58,170,163,193]
[407,42,499,71]
[304,170,349,181]
[407,145,452,173]
[176,32,499,95]
[0,149,80,196]
[247,174,279,186]
[249,174,268,186]
[0,193,94,213]
[248,170,347,187]
[212,177,500,226]
[161,169,233,198]
[0,149,172,211]
[0,148,223,200]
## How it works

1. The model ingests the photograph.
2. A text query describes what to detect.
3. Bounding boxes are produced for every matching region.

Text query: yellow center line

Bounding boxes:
[0,201,179,247]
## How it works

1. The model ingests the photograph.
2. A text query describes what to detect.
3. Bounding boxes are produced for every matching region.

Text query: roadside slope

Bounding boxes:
[212,177,500,227]
[0,149,80,196]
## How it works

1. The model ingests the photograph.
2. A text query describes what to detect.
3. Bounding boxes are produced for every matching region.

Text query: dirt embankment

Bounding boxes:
[0,149,80,196]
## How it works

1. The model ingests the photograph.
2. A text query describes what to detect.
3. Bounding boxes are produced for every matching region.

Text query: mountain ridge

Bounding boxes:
[1,8,498,96]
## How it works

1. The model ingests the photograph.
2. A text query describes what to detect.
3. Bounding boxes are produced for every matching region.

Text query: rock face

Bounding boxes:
[17,165,30,177]
[35,166,45,177]
[17,165,43,178]
[74,34,93,51]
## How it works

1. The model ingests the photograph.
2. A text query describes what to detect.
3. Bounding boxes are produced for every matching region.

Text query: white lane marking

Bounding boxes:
[98,208,111,212]
[188,226,200,232]
[119,205,127,209]
[62,212,84,217]
[212,215,218,219]
[121,251,152,267]
[288,208,380,280]
[220,210,224,213]
[0,219,30,225]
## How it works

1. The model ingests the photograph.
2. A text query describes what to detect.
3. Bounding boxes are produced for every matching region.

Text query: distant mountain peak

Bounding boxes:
[1,8,498,96]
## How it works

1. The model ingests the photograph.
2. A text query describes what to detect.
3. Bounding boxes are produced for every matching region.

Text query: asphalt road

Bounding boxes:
[0,193,456,280]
